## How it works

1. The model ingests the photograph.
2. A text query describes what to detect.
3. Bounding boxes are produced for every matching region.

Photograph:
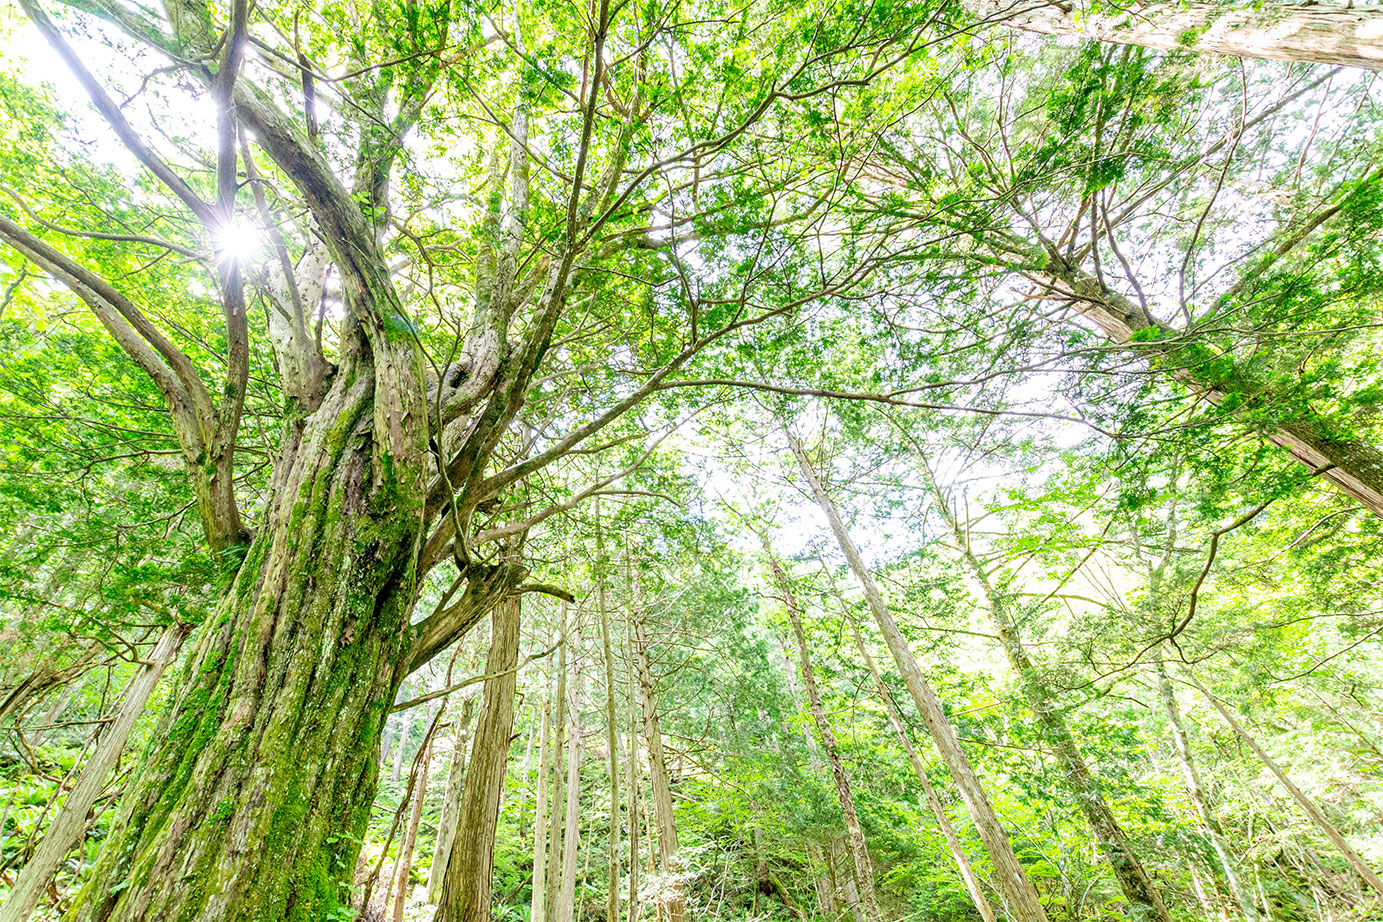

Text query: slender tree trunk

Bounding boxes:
[597,502,622,922]
[1155,663,1261,921]
[546,607,570,919]
[436,595,523,922]
[626,610,642,922]
[967,0,1383,72]
[632,608,685,922]
[392,707,416,783]
[1186,672,1383,898]
[763,548,881,922]
[0,624,188,922]
[530,691,554,922]
[837,599,998,922]
[555,698,582,922]
[393,707,436,922]
[917,456,1169,922]
[428,697,477,904]
[785,426,1049,922]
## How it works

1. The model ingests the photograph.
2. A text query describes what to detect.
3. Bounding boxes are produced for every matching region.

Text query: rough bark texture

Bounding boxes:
[1187,672,1383,898]
[555,701,582,922]
[1154,663,1261,922]
[968,0,1383,71]
[632,610,686,922]
[436,596,522,922]
[785,427,1049,922]
[764,551,882,922]
[919,458,1169,922]
[0,625,187,922]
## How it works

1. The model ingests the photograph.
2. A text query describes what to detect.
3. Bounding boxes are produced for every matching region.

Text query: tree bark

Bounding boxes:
[967,0,1383,72]
[1154,662,1261,922]
[763,549,882,922]
[435,595,523,922]
[555,693,582,922]
[784,426,1049,922]
[0,624,188,922]
[393,707,436,922]
[428,696,477,904]
[546,607,570,919]
[530,692,554,922]
[1186,671,1383,898]
[626,609,642,922]
[917,456,1170,922]
[838,601,999,922]
[392,707,417,784]
[632,609,685,922]
[596,499,621,922]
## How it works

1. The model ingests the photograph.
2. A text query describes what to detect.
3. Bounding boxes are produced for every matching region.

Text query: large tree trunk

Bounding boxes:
[65,367,438,922]
[1154,662,1261,922]
[0,625,188,922]
[839,605,999,922]
[428,696,477,904]
[1186,672,1383,898]
[632,609,686,922]
[968,0,1383,71]
[918,457,1169,922]
[435,595,523,921]
[784,427,1049,922]
[763,549,882,922]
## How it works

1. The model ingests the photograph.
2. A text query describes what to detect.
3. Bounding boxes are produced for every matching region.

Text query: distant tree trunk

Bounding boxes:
[966,0,1383,72]
[626,609,643,922]
[762,547,881,922]
[836,599,998,922]
[917,455,1169,922]
[598,558,622,922]
[393,706,436,922]
[435,595,522,922]
[808,844,839,919]
[1154,662,1261,921]
[555,695,582,922]
[1186,671,1383,898]
[546,607,570,919]
[632,608,685,922]
[428,697,477,904]
[530,691,554,922]
[785,426,1049,922]
[393,705,417,784]
[0,624,188,922]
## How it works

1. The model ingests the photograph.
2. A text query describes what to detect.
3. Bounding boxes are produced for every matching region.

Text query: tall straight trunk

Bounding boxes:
[546,607,570,919]
[626,611,642,922]
[0,624,188,922]
[530,692,554,922]
[784,427,1049,922]
[837,601,998,922]
[66,363,444,922]
[393,709,436,922]
[436,595,523,922]
[1186,672,1383,898]
[632,609,685,922]
[917,457,1169,922]
[428,696,477,904]
[555,699,582,922]
[1154,662,1260,921]
[763,548,881,922]
[966,0,1383,72]
[596,501,621,922]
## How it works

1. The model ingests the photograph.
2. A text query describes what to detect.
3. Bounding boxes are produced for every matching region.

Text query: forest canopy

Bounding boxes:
[1,0,1383,920]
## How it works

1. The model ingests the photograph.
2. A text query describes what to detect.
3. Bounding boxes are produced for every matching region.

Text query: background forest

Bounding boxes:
[1,0,1382,920]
